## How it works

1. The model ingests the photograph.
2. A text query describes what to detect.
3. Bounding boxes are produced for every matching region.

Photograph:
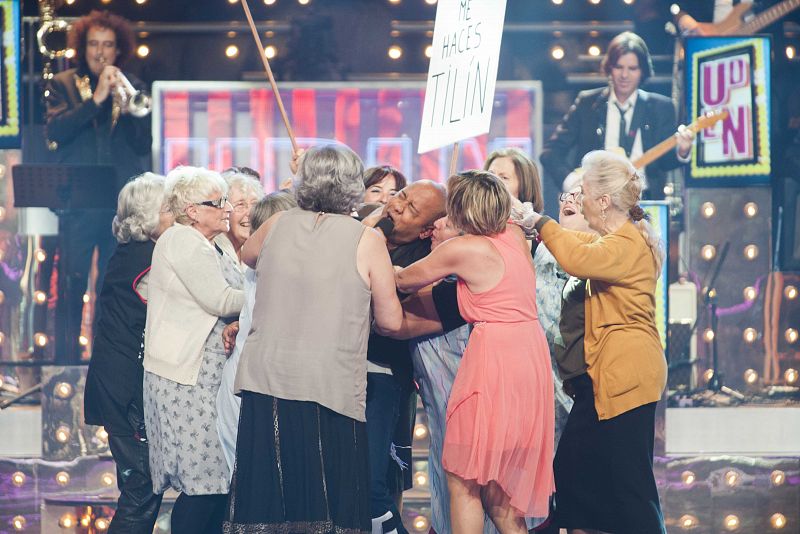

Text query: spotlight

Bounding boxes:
[100,0,111,4]
[770,513,787,529]
[787,46,796,60]
[742,329,757,344]
[680,470,696,485]
[65,0,76,5]
[703,328,715,342]
[388,45,403,60]
[81,515,92,527]
[412,516,429,532]
[588,45,601,56]
[786,330,799,344]
[136,44,150,58]
[65,48,76,59]
[724,470,740,487]
[59,513,77,529]
[34,290,47,304]
[623,0,635,4]
[388,0,401,3]
[227,0,238,4]
[79,335,89,346]
[701,202,716,218]
[11,471,26,487]
[424,44,433,58]
[550,45,565,60]
[55,425,71,443]
[298,0,310,4]
[34,332,49,347]
[724,514,740,531]
[551,0,563,4]
[770,470,786,486]
[95,517,111,531]
[225,44,239,58]
[743,244,759,260]
[413,423,428,439]
[96,427,109,443]
[743,286,757,301]
[785,285,798,300]
[83,293,90,304]
[743,368,758,384]
[264,45,277,59]
[703,369,715,383]
[743,202,758,218]
[414,471,428,486]
[54,382,74,399]
[12,516,26,531]
[55,471,70,486]
[425,0,437,4]
[679,514,699,529]
[135,0,147,4]
[588,0,601,4]
[701,244,716,261]
[101,472,116,486]
[785,368,799,385]
[264,0,277,4]
[34,248,47,262]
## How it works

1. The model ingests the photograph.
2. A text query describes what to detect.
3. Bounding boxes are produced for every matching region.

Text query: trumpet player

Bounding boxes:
[45,11,158,533]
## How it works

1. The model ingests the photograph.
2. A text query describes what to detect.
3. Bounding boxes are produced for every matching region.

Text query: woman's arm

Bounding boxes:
[387,285,444,340]
[241,211,285,268]
[361,228,403,336]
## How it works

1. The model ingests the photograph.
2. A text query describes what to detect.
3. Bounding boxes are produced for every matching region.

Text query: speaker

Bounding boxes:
[776,177,800,272]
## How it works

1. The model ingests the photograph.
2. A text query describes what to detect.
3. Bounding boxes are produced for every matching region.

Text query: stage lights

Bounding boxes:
[588,45,601,57]
[135,0,147,4]
[225,45,240,59]
[743,286,757,301]
[412,516,429,532]
[11,471,26,487]
[724,470,741,487]
[79,335,89,347]
[34,248,47,262]
[34,332,48,347]
[425,45,433,58]
[785,285,798,300]
[742,329,757,344]
[787,46,796,60]
[136,44,150,58]
[83,293,90,304]
[771,513,787,529]
[264,0,277,4]
[588,0,601,4]
[55,471,70,486]
[59,513,77,529]
[703,369,715,383]
[743,202,758,218]
[743,368,758,384]
[54,382,74,399]
[34,290,47,304]
[770,470,786,486]
[298,0,311,5]
[388,0,401,3]
[12,516,26,531]
[785,368,799,385]
[701,244,716,261]
[679,514,699,529]
[55,425,71,443]
[680,470,696,485]
[724,514,740,531]
[703,328,715,342]
[786,330,799,344]
[551,0,563,5]
[743,244,759,260]
[95,517,111,531]
[265,45,277,59]
[414,471,428,486]
[388,45,403,60]
[550,45,565,60]
[424,0,437,4]
[101,472,116,486]
[413,423,428,439]
[701,202,716,218]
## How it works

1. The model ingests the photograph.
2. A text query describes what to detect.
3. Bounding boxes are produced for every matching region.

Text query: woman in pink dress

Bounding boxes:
[396,170,554,534]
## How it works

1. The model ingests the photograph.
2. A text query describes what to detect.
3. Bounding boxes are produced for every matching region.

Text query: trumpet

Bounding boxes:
[112,71,152,118]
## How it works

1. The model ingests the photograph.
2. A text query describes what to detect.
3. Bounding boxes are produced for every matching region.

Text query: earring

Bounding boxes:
[600,207,607,223]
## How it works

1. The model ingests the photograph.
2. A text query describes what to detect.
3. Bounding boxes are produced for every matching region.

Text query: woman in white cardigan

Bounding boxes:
[142,166,244,534]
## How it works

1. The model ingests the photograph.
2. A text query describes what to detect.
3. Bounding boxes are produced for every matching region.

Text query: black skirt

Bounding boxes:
[223,392,370,534]
[552,373,665,534]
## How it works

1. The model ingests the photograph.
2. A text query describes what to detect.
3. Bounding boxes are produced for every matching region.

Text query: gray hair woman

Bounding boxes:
[84,172,171,533]
[142,166,244,533]
[225,145,402,533]
[216,169,265,264]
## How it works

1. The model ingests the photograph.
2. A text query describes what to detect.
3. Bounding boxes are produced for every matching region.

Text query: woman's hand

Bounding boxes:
[222,321,240,355]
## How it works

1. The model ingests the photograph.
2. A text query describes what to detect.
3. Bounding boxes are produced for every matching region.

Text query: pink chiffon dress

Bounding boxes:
[443,228,555,518]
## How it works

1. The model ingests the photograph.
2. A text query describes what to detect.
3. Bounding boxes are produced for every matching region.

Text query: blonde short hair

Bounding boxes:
[164,166,228,225]
[447,171,512,236]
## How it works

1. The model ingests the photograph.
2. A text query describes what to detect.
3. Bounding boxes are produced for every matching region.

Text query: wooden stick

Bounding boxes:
[240,0,298,153]
[449,142,460,178]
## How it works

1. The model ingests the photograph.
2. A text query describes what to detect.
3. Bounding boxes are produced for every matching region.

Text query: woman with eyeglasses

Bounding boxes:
[142,166,244,534]
[216,168,265,266]
[527,150,667,534]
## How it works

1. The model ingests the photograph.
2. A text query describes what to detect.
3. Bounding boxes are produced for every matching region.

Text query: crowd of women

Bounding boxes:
[85,141,668,534]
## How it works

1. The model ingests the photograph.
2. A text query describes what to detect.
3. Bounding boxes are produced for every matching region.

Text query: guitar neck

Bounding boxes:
[632,136,677,170]
[733,0,800,35]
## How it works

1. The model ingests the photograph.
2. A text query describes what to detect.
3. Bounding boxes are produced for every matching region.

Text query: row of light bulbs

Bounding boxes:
[678,512,788,531]
[700,325,799,344]
[701,201,760,219]
[10,469,115,488]
[701,367,799,386]
[700,243,762,262]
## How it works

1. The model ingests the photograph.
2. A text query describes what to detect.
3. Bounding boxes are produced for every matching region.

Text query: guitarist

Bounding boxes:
[540,32,694,204]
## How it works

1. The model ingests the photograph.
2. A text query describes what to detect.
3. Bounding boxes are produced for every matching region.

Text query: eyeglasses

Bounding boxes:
[232,200,257,214]
[195,196,229,209]
[559,191,580,202]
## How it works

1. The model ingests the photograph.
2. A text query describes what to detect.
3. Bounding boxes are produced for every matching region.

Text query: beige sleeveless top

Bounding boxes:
[233,207,372,421]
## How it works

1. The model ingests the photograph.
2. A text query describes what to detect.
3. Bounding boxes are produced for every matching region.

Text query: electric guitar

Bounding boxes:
[676,0,800,36]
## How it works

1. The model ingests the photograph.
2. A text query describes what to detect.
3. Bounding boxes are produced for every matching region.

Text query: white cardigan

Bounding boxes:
[144,224,244,385]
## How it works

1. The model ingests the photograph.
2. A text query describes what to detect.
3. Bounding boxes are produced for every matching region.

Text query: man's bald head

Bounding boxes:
[382,180,446,246]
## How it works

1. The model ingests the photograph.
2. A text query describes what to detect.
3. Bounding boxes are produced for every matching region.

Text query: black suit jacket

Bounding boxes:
[540,87,682,200]
[45,67,152,197]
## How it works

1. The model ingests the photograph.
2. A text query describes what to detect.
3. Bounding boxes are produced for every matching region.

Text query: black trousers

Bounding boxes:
[172,493,227,534]
[56,209,116,363]
[106,409,163,534]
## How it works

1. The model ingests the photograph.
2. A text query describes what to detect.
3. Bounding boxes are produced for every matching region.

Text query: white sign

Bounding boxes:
[418,0,507,154]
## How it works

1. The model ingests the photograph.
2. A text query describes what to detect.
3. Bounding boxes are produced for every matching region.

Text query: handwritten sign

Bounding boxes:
[418,0,507,154]
[686,36,771,181]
